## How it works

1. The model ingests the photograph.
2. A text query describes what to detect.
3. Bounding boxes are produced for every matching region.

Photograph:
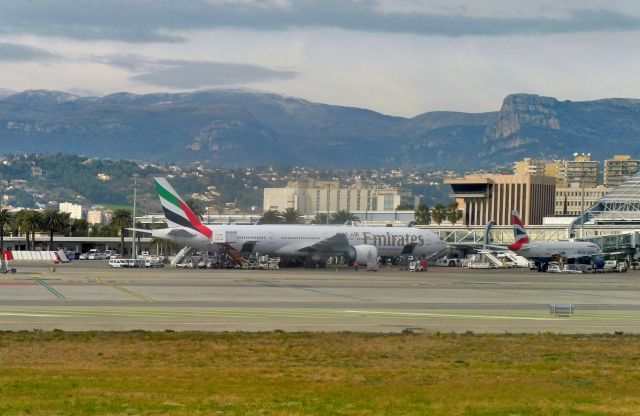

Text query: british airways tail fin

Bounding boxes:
[508,211,529,251]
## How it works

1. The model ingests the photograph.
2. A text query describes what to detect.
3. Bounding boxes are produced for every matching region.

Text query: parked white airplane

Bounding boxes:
[488,211,603,272]
[138,178,447,266]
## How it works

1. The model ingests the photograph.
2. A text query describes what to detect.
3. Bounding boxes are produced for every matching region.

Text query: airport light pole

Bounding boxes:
[326,183,330,225]
[580,176,585,239]
[365,190,370,225]
[132,174,138,258]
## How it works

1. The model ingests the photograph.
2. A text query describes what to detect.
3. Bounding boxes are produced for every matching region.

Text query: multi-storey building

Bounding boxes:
[514,158,561,178]
[557,153,599,187]
[514,158,546,176]
[604,155,640,188]
[263,179,413,216]
[445,174,556,226]
[59,202,83,220]
[554,184,610,216]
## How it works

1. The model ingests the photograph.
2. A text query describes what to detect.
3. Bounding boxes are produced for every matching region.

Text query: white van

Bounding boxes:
[144,258,164,268]
[108,258,128,268]
[127,259,144,268]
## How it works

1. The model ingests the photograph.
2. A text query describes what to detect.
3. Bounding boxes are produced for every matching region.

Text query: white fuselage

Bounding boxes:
[153,224,446,259]
[516,241,602,260]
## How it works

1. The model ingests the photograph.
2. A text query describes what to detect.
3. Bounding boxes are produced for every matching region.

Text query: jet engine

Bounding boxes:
[592,258,605,269]
[347,244,378,266]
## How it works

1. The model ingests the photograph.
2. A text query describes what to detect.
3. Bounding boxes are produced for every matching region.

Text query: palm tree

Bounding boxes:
[15,210,43,251]
[281,208,303,224]
[151,236,176,256]
[331,210,360,225]
[446,202,463,225]
[0,208,13,253]
[12,210,30,250]
[41,210,70,250]
[259,209,282,224]
[431,204,447,225]
[110,208,132,255]
[26,211,43,250]
[414,204,431,225]
[311,213,328,225]
[185,198,205,220]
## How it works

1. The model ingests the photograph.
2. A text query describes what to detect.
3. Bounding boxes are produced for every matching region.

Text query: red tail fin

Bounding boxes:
[509,211,529,251]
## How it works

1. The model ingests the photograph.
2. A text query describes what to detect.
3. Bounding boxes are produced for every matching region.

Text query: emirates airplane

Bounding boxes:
[140,178,447,266]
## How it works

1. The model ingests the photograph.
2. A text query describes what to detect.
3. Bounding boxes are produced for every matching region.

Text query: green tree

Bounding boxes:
[414,204,431,225]
[15,210,43,250]
[12,211,28,250]
[70,218,89,237]
[396,203,414,210]
[98,224,118,237]
[282,208,303,224]
[89,223,101,237]
[331,210,360,225]
[431,204,447,225]
[41,210,70,250]
[0,208,13,253]
[151,236,176,256]
[311,213,328,225]
[259,210,282,224]
[446,202,463,225]
[27,211,44,249]
[110,208,133,255]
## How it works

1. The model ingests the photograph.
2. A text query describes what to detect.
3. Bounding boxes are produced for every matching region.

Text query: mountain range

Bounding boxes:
[1,89,639,170]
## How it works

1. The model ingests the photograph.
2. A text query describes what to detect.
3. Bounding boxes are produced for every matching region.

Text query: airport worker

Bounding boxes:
[420,258,428,271]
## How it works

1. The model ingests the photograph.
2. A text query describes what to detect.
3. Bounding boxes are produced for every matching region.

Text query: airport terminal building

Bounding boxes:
[444,174,556,226]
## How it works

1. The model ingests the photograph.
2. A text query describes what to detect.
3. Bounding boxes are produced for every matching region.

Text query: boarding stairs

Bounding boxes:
[477,250,505,268]
[502,252,531,268]
[171,246,193,267]
[428,247,449,262]
[216,244,246,268]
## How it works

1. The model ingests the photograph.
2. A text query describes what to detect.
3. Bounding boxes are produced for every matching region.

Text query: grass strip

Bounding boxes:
[1,331,640,415]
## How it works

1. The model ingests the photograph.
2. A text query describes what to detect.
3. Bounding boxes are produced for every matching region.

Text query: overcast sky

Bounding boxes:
[1,0,640,116]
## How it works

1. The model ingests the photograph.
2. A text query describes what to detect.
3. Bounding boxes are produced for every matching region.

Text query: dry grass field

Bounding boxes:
[1,331,639,415]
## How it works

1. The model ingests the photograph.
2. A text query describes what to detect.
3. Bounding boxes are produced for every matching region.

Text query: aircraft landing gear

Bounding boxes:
[304,260,326,268]
[537,262,549,272]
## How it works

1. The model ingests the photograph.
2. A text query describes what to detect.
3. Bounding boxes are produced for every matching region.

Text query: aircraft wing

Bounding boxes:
[484,244,509,251]
[165,228,198,238]
[126,228,153,234]
[126,227,198,238]
[283,233,351,254]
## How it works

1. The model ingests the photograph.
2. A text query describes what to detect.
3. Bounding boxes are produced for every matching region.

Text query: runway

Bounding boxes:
[2,262,640,333]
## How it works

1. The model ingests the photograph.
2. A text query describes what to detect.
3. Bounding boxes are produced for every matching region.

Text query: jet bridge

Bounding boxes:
[580,231,640,261]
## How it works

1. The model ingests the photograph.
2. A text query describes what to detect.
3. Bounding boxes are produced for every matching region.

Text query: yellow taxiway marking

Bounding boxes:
[95,278,154,302]
[343,310,562,321]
